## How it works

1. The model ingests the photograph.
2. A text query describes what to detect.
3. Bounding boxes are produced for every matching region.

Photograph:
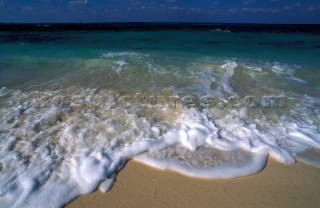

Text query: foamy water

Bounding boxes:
[0,26,320,207]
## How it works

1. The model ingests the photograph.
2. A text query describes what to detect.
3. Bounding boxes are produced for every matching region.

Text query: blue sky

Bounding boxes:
[0,0,319,23]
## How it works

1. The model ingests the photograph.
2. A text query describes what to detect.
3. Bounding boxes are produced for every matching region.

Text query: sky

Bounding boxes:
[0,0,319,23]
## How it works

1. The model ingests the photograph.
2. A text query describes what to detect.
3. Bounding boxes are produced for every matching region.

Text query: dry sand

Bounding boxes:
[66,159,320,208]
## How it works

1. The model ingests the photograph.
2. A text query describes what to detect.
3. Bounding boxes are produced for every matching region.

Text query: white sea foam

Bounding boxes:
[102,52,146,59]
[175,67,220,97]
[0,87,10,97]
[0,59,319,207]
[271,63,307,83]
[221,62,237,93]
[174,61,238,97]
[211,29,231,33]
[113,60,128,74]
[240,65,266,79]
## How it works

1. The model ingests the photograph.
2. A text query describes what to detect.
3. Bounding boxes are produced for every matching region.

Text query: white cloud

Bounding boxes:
[307,6,315,11]
[229,7,278,14]
[284,3,302,11]
[190,7,201,13]
[0,0,6,6]
[69,0,88,6]
[22,6,34,12]
[169,6,178,10]
[244,0,256,5]
[284,6,293,10]
[228,8,237,14]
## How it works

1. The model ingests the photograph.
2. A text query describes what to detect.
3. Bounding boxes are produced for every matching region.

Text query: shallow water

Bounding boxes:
[0,24,320,208]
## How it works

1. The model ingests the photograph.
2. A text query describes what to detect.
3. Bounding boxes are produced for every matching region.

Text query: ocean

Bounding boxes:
[0,23,320,207]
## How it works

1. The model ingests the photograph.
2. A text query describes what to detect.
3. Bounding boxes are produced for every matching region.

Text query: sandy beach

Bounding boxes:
[66,159,320,208]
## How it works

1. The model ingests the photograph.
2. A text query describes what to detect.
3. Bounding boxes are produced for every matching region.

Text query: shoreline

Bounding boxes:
[66,159,320,208]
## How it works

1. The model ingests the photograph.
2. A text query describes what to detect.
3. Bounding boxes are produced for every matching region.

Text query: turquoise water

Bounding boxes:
[1,29,320,89]
[0,25,320,208]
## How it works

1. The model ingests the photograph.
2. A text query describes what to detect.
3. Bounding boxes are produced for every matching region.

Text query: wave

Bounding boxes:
[0,77,319,207]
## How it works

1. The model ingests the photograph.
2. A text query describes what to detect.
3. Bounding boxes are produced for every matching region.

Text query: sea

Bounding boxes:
[0,23,320,207]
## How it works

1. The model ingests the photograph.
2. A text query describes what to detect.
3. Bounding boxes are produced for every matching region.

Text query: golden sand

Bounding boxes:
[66,159,320,208]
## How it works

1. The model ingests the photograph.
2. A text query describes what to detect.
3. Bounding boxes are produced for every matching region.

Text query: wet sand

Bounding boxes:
[66,159,320,208]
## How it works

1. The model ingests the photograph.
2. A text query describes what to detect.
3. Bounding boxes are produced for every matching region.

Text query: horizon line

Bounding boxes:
[0,22,320,25]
